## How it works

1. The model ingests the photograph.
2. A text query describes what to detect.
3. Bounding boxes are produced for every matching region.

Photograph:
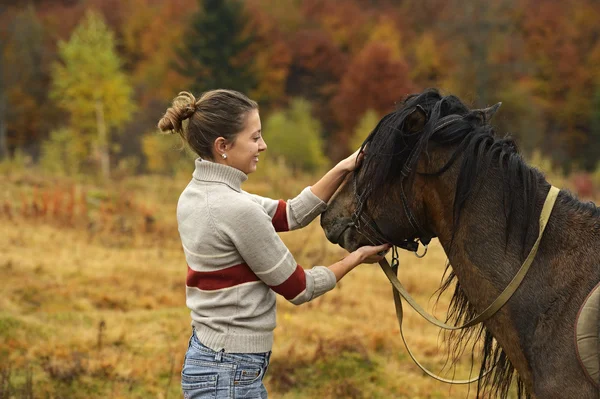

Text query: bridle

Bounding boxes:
[340,113,466,259]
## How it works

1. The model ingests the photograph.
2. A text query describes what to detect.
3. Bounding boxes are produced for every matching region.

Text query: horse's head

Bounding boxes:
[321,89,501,253]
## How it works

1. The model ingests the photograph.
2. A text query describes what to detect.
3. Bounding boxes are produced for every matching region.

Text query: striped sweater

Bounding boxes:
[177,159,337,353]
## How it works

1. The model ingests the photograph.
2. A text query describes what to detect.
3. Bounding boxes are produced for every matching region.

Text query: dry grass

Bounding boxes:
[0,167,546,398]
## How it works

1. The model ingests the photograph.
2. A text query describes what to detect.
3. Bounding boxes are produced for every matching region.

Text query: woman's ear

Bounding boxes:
[213,137,228,156]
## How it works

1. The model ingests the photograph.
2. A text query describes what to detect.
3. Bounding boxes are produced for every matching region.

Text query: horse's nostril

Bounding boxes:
[323,226,339,244]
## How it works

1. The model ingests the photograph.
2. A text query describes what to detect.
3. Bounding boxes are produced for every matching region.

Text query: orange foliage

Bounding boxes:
[521,0,600,157]
[300,0,370,53]
[245,3,292,107]
[332,43,416,134]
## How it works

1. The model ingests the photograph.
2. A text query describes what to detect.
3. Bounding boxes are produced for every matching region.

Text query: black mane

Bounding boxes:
[359,88,546,250]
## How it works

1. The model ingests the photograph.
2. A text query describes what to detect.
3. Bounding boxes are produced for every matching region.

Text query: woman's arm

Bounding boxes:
[310,149,363,203]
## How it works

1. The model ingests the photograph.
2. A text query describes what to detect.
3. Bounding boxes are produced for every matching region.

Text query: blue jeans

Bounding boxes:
[182,330,271,399]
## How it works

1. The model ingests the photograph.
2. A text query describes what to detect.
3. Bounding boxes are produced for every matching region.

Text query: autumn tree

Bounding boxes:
[175,0,257,95]
[50,10,135,178]
[520,0,600,165]
[121,0,194,103]
[330,42,415,159]
[243,2,291,108]
[285,29,347,137]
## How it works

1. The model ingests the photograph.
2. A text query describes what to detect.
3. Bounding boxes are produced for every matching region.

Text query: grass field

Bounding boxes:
[0,165,566,398]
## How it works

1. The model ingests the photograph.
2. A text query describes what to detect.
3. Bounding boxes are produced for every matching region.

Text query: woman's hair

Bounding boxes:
[158,89,258,159]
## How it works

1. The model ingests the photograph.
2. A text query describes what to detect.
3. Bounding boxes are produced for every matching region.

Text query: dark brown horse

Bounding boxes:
[320,89,600,398]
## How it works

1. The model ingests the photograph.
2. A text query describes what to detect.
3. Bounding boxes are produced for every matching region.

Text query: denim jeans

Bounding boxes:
[182,330,271,399]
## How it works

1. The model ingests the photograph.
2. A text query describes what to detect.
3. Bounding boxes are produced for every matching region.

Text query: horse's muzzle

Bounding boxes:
[321,216,353,247]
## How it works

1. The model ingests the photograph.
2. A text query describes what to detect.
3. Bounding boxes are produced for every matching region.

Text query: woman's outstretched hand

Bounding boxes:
[329,243,390,282]
[350,243,391,264]
[338,147,365,173]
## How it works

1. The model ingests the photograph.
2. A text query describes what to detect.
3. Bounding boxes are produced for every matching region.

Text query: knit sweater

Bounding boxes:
[178,159,337,353]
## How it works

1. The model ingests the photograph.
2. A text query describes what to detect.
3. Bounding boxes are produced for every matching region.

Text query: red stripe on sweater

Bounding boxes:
[272,200,289,232]
[186,263,259,290]
[270,264,306,300]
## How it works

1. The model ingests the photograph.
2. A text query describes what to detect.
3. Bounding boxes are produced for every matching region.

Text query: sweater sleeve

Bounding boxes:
[214,199,336,305]
[246,186,327,232]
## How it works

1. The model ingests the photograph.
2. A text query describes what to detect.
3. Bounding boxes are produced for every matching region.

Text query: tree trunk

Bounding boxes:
[95,100,109,179]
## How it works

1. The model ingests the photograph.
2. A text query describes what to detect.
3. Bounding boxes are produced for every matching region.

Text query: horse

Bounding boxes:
[320,89,600,398]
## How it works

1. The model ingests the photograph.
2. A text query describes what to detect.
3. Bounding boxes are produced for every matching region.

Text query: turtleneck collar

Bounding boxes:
[192,158,248,192]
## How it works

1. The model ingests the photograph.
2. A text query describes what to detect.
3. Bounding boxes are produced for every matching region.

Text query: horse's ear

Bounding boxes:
[405,105,428,133]
[474,102,502,123]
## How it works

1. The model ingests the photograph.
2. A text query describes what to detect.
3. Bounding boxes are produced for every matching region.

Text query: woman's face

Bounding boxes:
[225,109,267,174]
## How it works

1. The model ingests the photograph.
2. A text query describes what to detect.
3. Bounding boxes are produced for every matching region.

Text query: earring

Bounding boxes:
[221,153,227,159]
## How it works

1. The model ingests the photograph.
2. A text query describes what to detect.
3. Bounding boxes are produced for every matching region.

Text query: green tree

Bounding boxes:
[50,10,135,178]
[263,99,327,173]
[175,0,257,94]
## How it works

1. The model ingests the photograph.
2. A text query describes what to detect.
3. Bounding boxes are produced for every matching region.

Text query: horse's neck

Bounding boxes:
[426,169,600,390]
[430,174,600,301]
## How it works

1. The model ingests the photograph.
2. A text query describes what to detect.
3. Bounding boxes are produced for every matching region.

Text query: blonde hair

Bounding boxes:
[158,89,258,159]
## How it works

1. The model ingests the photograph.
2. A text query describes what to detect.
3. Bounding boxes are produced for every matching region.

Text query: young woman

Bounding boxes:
[158,89,389,399]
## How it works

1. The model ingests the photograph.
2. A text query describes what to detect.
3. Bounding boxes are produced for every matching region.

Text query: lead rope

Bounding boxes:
[380,186,560,384]
[386,254,492,384]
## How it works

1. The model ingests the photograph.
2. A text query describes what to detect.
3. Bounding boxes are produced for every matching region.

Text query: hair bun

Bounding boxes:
[157,91,198,134]
[181,103,196,120]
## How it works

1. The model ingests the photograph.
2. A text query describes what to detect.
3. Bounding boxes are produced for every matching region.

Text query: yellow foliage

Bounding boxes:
[141,132,191,175]
[348,109,380,152]
[367,17,404,61]
[411,32,444,85]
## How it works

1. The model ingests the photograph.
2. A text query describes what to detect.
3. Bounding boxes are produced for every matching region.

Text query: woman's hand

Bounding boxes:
[329,243,390,281]
[310,146,366,204]
[337,148,365,173]
[349,243,391,265]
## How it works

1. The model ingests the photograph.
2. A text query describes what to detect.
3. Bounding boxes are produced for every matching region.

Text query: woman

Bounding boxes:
[158,89,389,399]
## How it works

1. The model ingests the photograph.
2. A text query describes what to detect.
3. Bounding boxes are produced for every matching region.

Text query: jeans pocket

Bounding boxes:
[181,361,218,398]
[234,364,266,399]
[234,365,263,386]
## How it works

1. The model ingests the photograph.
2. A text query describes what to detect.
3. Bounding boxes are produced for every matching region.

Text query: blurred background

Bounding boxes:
[0,0,599,398]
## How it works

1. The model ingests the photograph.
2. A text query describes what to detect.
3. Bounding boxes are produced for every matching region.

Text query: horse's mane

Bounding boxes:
[359,88,546,250]
[358,88,554,398]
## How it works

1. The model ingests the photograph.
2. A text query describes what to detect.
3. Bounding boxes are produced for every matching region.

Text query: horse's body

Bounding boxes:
[320,89,600,398]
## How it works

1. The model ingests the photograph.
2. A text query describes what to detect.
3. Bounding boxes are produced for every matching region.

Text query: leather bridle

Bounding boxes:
[342,113,466,258]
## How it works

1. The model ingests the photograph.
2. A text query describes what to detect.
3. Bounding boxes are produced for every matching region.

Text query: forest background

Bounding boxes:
[2,0,600,176]
[1,0,600,398]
